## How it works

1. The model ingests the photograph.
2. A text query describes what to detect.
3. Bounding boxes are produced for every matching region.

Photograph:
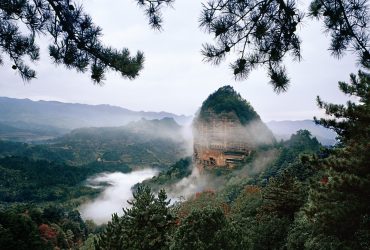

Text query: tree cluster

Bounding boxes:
[0,205,94,250]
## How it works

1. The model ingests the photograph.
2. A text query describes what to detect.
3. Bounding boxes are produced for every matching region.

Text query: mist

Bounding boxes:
[193,118,275,150]
[166,167,210,200]
[165,148,278,201]
[79,169,158,224]
[78,116,277,224]
[161,118,278,200]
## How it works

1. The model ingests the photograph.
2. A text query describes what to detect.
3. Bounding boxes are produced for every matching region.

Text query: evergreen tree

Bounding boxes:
[261,172,305,220]
[136,0,174,29]
[198,0,370,91]
[171,206,239,250]
[240,173,306,250]
[303,71,370,249]
[94,214,125,250]
[0,210,49,250]
[262,129,321,179]
[0,0,144,83]
[95,186,174,250]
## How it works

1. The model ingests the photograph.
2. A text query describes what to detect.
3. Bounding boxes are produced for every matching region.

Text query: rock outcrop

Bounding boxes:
[193,86,274,170]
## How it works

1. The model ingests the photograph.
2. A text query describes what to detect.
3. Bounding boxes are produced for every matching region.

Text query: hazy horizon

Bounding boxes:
[0,95,338,123]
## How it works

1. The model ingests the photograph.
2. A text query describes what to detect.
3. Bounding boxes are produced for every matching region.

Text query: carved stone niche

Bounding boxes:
[193,111,251,171]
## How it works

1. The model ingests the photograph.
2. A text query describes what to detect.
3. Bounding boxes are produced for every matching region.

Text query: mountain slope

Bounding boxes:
[266,120,337,145]
[0,118,190,168]
[0,96,191,132]
[52,118,189,167]
[198,85,260,125]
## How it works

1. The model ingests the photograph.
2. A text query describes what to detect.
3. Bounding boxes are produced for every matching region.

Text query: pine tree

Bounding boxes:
[94,214,125,250]
[198,0,370,91]
[303,70,370,249]
[0,0,145,83]
[171,206,239,250]
[261,172,305,220]
[95,186,174,250]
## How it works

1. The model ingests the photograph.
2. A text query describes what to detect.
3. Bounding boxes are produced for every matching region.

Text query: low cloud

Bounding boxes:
[166,167,209,200]
[79,169,158,224]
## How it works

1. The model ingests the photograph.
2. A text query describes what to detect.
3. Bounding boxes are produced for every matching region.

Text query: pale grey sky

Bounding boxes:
[0,0,360,121]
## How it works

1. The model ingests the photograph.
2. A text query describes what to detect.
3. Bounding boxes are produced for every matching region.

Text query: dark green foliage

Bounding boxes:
[230,185,262,219]
[245,215,291,250]
[260,173,306,220]
[94,214,125,250]
[0,122,328,249]
[2,0,369,89]
[95,186,174,250]
[200,0,303,90]
[0,117,187,167]
[198,0,369,91]
[0,156,130,203]
[0,206,90,250]
[261,129,321,179]
[315,71,370,144]
[136,0,174,29]
[228,173,306,249]
[0,0,144,82]
[304,71,370,248]
[90,72,370,249]
[139,157,192,191]
[286,130,321,151]
[229,187,261,249]
[1,70,369,249]
[228,131,320,248]
[172,206,239,250]
[199,85,259,125]
[228,185,293,250]
[309,0,370,65]
[0,116,189,250]
[0,210,47,250]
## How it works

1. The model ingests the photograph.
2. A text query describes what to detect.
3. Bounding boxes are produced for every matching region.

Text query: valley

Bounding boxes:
[0,85,367,250]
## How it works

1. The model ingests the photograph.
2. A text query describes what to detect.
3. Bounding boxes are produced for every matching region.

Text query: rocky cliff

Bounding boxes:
[193,86,274,170]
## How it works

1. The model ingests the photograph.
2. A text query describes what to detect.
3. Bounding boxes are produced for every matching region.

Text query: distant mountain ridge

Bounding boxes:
[0,117,190,171]
[0,97,337,145]
[266,120,337,145]
[43,118,189,167]
[0,97,192,141]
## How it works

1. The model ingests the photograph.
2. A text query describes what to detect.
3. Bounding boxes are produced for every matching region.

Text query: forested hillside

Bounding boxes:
[0,118,189,168]
[266,120,337,145]
[0,97,191,141]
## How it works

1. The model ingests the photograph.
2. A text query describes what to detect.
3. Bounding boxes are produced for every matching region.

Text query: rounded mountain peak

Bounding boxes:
[199,85,260,125]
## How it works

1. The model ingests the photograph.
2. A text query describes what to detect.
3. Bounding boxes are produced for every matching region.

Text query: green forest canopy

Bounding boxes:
[199,85,259,125]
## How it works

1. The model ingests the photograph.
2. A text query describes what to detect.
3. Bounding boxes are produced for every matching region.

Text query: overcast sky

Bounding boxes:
[0,0,360,121]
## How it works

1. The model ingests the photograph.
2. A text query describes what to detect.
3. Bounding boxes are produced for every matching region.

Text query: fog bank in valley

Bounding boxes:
[165,148,278,201]
[79,169,158,224]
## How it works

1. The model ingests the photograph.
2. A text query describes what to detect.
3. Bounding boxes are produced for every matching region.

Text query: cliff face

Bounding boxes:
[193,86,274,170]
